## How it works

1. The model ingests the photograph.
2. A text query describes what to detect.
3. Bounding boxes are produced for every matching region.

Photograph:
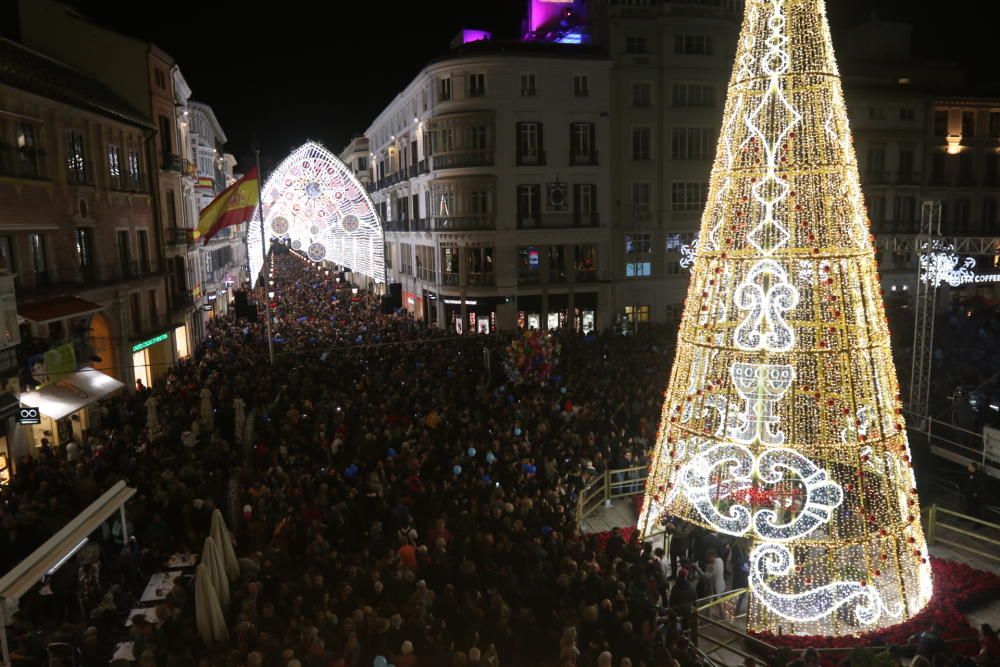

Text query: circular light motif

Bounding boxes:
[310,226,320,235]
[341,215,360,232]
[307,242,326,261]
[291,240,302,250]
[305,182,322,199]
[271,216,289,234]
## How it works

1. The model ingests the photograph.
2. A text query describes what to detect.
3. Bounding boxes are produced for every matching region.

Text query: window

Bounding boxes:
[962,111,976,138]
[575,244,597,281]
[866,148,885,182]
[626,261,652,277]
[672,83,715,108]
[521,73,536,96]
[137,230,151,273]
[518,246,541,284]
[868,107,886,121]
[625,36,647,54]
[983,198,997,233]
[990,112,1000,139]
[468,73,486,97]
[467,247,494,283]
[625,232,652,254]
[130,292,142,334]
[470,191,489,215]
[15,122,40,178]
[28,233,46,284]
[574,184,596,225]
[106,144,123,189]
[959,152,974,186]
[899,108,915,122]
[154,69,165,89]
[573,74,589,97]
[0,236,13,273]
[117,230,131,277]
[128,150,143,190]
[75,227,93,270]
[986,153,1000,187]
[148,289,158,328]
[549,246,566,283]
[674,34,713,55]
[931,152,947,185]
[867,195,885,225]
[357,156,369,171]
[954,199,971,233]
[893,196,916,231]
[933,110,949,137]
[399,243,413,275]
[570,123,595,164]
[632,82,652,107]
[624,305,650,323]
[158,115,173,163]
[439,77,452,102]
[470,126,488,150]
[898,148,915,183]
[517,122,543,165]
[633,182,651,219]
[632,127,651,160]
[517,184,541,226]
[671,182,708,211]
[66,129,87,184]
[166,189,177,227]
[672,127,714,160]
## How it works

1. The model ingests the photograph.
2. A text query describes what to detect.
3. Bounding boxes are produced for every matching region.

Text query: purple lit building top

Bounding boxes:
[523,0,591,44]
[459,29,493,45]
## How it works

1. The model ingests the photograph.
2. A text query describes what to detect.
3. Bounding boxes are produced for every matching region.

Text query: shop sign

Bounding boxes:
[202,304,213,311]
[443,298,478,306]
[192,284,202,300]
[16,406,40,425]
[132,332,169,353]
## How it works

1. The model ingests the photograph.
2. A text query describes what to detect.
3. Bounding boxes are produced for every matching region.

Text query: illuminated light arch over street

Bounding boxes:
[249,141,384,286]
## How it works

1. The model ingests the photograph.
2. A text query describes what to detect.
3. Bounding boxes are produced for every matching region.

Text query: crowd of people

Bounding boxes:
[2,249,997,667]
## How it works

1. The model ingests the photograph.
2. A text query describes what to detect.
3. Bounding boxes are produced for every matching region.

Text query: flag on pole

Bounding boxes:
[195,166,259,245]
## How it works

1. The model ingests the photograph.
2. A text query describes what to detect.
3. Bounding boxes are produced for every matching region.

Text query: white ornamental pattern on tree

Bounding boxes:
[639,0,932,637]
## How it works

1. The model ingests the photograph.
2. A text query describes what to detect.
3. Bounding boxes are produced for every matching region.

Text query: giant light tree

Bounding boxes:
[639,0,933,637]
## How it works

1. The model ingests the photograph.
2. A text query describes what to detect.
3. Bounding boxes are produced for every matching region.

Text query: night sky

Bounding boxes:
[68,0,998,173]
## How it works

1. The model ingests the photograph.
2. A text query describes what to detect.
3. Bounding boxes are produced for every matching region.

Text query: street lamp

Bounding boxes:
[268,291,275,298]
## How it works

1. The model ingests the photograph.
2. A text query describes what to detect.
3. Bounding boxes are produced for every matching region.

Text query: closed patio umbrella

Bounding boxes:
[201,536,230,607]
[211,508,240,581]
[195,563,228,644]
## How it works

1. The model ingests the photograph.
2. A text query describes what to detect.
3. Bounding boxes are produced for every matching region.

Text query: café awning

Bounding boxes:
[19,367,125,420]
[17,296,104,324]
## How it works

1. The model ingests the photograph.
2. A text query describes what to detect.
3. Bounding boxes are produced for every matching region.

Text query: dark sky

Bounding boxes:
[69,0,998,172]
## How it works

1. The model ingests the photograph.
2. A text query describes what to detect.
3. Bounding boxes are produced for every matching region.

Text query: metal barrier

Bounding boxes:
[927,504,1000,563]
[575,465,649,528]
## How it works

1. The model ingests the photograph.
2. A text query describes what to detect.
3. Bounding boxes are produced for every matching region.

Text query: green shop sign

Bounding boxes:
[132,332,168,353]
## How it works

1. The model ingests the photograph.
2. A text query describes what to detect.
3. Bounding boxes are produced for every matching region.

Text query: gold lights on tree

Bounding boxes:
[638,0,932,636]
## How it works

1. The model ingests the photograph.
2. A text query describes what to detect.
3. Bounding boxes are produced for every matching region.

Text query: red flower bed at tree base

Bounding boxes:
[747,559,999,666]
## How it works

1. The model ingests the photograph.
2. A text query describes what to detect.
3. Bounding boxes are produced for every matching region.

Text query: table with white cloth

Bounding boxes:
[139,571,182,603]
[124,606,160,627]
[110,641,134,663]
[165,553,197,569]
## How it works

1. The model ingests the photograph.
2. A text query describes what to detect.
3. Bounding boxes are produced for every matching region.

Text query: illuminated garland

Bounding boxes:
[639,0,932,637]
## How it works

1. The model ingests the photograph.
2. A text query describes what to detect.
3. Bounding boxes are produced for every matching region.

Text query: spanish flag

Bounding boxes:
[195,165,260,244]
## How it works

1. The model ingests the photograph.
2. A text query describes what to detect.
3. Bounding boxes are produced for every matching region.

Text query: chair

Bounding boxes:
[47,642,76,667]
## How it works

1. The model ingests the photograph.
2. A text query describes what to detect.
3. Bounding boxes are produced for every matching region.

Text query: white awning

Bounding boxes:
[19,368,125,420]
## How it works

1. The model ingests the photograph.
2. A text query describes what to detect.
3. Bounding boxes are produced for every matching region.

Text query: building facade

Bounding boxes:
[339,135,371,189]
[187,101,247,326]
[366,40,612,333]
[0,37,165,462]
[13,0,190,385]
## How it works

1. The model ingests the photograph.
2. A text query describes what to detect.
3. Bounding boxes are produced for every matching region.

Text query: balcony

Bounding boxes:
[0,147,49,181]
[431,150,495,170]
[418,159,430,175]
[441,272,460,286]
[384,218,432,233]
[169,290,194,314]
[16,260,164,301]
[434,215,495,232]
[467,273,494,287]
[863,170,890,185]
[161,154,182,172]
[895,170,921,186]
[569,150,599,167]
[516,150,546,167]
[0,345,19,378]
[166,227,196,246]
[518,213,600,230]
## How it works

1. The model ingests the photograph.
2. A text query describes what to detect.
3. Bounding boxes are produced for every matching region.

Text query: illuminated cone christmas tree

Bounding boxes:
[638,0,932,636]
